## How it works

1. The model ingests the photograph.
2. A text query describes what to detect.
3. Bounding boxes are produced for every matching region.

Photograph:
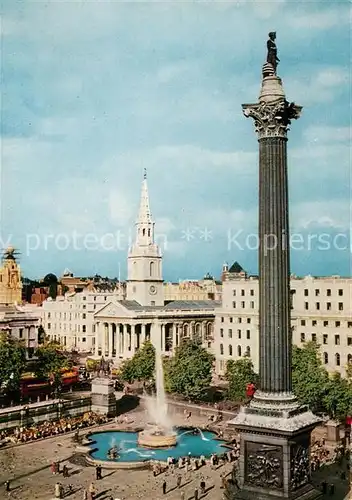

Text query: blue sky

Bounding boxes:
[0,0,350,281]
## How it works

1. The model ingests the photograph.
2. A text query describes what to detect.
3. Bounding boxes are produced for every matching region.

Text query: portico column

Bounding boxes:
[108,324,113,358]
[101,323,106,357]
[95,322,99,356]
[131,325,136,355]
[142,323,147,343]
[160,323,164,352]
[122,324,128,356]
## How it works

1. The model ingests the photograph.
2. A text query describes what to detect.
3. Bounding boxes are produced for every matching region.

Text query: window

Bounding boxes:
[250,289,254,296]
[82,337,86,342]
[19,328,23,338]
[335,353,340,366]
[338,289,343,296]
[246,330,251,339]
[250,301,254,309]
[229,317,233,323]
[238,318,242,324]
[151,301,155,306]
[82,305,86,309]
[304,289,308,296]
[92,325,95,333]
[247,318,251,324]
[335,321,340,327]
[324,320,328,327]
[48,312,51,319]
[150,261,154,277]
[348,337,352,346]
[312,320,317,326]
[241,289,245,296]
[335,335,340,345]
[327,289,331,296]
[229,345,233,356]
[228,329,232,339]
[327,302,331,311]
[94,296,96,301]
[301,320,306,326]
[237,329,242,339]
[300,332,305,342]
[241,301,245,308]
[82,325,86,333]
[221,317,224,323]
[232,301,236,308]
[348,354,352,363]
[220,328,224,338]
[48,323,51,330]
[316,302,320,310]
[233,290,236,296]
[312,333,317,342]
[237,345,242,356]
[82,313,86,319]
[220,344,224,355]
[323,334,328,344]
[315,289,320,296]
[348,322,352,328]
[323,352,328,364]
[246,346,251,356]
[304,302,308,310]
[338,302,343,311]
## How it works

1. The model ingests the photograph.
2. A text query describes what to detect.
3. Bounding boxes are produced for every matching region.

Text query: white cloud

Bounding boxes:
[291,200,350,231]
[290,8,350,30]
[286,67,349,105]
[304,126,350,144]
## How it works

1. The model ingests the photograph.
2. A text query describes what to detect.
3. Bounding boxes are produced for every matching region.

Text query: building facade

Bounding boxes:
[214,263,352,377]
[0,304,39,359]
[164,275,222,302]
[42,286,124,352]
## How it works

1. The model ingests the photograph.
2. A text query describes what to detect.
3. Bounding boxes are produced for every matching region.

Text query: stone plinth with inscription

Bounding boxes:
[91,377,116,417]
[225,35,322,500]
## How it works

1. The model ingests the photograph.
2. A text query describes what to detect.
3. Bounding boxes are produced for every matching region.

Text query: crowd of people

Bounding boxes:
[0,412,108,445]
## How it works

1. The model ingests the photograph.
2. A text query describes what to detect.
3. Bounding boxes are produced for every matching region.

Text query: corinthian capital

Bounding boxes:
[242,99,302,139]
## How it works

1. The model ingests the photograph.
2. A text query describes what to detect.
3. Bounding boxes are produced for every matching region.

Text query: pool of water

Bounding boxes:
[89,428,227,463]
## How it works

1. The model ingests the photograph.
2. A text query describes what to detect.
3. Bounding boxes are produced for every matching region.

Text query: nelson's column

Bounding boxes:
[226,34,322,500]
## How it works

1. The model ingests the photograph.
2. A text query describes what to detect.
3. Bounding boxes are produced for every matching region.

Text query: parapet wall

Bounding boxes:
[0,397,91,432]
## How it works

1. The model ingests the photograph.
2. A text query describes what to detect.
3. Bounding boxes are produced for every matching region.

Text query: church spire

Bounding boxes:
[137,169,152,224]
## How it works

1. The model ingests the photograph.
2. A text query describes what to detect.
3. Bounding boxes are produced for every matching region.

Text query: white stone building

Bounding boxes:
[42,286,124,352]
[214,263,352,377]
[0,304,40,359]
[93,172,219,362]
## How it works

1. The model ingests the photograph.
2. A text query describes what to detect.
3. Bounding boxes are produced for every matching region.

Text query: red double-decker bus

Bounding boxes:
[20,368,79,398]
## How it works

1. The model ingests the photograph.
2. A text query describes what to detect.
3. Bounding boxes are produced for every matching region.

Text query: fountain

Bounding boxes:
[137,337,177,448]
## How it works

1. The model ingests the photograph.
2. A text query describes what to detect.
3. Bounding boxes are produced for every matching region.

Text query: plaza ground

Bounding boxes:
[0,406,348,500]
[0,409,233,500]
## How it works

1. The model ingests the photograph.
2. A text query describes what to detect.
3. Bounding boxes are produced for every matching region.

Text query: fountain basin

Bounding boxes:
[87,428,227,467]
[138,429,177,449]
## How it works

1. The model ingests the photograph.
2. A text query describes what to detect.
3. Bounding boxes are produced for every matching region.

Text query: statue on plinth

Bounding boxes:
[267,32,280,74]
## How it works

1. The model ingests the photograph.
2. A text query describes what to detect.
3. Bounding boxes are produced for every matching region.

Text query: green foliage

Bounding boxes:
[225,357,259,403]
[164,339,214,401]
[292,342,329,413]
[48,283,58,299]
[35,341,68,382]
[0,331,27,393]
[322,372,352,421]
[120,341,155,383]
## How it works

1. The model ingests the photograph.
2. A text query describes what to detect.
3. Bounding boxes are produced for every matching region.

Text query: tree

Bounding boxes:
[225,357,259,403]
[164,339,214,401]
[43,273,58,299]
[120,342,155,383]
[0,331,27,394]
[323,372,352,421]
[292,342,329,413]
[35,341,68,392]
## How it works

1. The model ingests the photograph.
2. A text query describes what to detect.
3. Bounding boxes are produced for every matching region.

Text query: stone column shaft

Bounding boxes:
[259,136,291,394]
